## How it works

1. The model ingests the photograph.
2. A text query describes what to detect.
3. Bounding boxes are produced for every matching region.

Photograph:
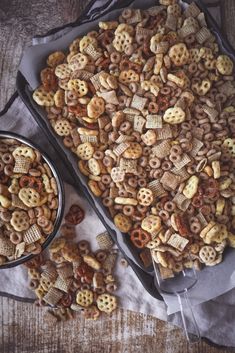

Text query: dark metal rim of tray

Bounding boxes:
[13,1,235,344]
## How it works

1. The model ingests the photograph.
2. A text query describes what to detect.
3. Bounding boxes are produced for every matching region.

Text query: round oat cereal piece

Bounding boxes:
[141,215,161,234]
[169,43,189,67]
[54,119,72,136]
[123,142,142,159]
[216,55,234,75]
[97,293,117,314]
[88,158,101,176]
[76,289,93,307]
[137,188,154,206]
[10,210,30,232]
[199,246,217,264]
[76,143,94,160]
[114,213,132,233]
[18,188,41,208]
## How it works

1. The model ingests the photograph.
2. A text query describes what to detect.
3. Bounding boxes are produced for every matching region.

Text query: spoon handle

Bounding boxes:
[176,289,201,343]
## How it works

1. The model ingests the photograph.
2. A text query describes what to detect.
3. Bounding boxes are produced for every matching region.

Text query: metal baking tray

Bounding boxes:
[16,0,235,300]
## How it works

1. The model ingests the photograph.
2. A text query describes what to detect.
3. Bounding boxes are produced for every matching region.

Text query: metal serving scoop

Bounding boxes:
[151,251,201,343]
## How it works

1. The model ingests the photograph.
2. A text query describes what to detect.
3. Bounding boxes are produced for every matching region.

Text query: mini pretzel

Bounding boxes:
[130,228,151,248]
[64,204,85,225]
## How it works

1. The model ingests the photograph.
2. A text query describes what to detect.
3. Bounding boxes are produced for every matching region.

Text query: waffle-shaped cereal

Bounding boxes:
[169,43,189,66]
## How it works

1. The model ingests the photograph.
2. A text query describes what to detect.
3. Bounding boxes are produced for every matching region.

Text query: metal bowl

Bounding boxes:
[0,131,65,269]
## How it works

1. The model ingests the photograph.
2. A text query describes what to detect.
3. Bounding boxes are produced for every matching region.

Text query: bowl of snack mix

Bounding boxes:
[0,131,64,268]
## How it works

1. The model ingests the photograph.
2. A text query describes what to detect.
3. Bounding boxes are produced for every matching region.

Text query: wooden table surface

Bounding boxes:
[1,1,235,352]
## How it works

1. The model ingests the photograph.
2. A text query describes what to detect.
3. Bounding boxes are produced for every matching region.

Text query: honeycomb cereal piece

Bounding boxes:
[119,70,139,84]
[99,21,118,30]
[54,119,72,136]
[113,31,133,52]
[222,138,235,157]
[189,48,201,63]
[79,35,97,53]
[114,213,132,233]
[163,107,185,125]
[54,89,65,108]
[110,167,125,183]
[227,232,235,248]
[47,51,65,68]
[18,188,41,208]
[87,97,105,119]
[216,55,234,76]
[88,158,101,176]
[55,64,71,79]
[33,86,54,107]
[97,293,117,314]
[168,43,189,66]
[10,210,30,232]
[76,289,93,307]
[67,79,88,97]
[13,146,35,161]
[204,224,228,244]
[141,130,157,146]
[192,79,211,96]
[68,53,88,71]
[199,246,216,264]
[137,188,154,206]
[183,176,199,199]
[141,215,161,234]
[122,142,142,159]
[76,143,94,160]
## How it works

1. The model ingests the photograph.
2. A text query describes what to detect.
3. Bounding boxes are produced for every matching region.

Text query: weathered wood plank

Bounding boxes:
[0,0,90,112]
[0,297,232,353]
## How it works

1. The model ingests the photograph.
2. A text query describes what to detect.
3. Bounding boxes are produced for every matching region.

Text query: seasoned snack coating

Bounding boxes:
[33,1,235,274]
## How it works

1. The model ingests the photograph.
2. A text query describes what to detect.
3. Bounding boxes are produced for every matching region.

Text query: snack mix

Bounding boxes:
[33,0,235,277]
[0,138,59,264]
[26,205,118,323]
